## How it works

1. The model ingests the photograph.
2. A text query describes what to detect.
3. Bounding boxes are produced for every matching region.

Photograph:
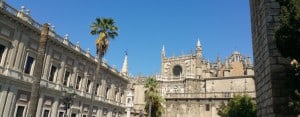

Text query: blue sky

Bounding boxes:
[6,0,253,76]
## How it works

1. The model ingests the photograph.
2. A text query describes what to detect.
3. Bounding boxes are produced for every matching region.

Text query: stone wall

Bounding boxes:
[249,0,291,116]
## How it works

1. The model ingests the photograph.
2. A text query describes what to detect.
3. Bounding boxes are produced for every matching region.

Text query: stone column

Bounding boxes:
[2,86,17,117]
[0,84,8,116]
[35,94,44,117]
[42,47,52,80]
[250,0,291,116]
[51,97,59,117]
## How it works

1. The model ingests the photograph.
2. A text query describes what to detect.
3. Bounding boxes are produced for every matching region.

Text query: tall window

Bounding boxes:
[63,71,70,86]
[15,106,25,117]
[106,87,109,99]
[86,80,91,93]
[205,104,210,111]
[58,112,64,117]
[76,76,82,89]
[95,84,100,95]
[0,44,5,63]
[24,56,34,74]
[49,65,57,82]
[43,109,50,117]
[115,91,118,101]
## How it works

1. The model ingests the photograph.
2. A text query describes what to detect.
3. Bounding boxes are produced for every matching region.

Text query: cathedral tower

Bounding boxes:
[196,39,203,78]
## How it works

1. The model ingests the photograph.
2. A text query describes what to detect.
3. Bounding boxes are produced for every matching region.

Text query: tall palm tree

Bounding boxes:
[88,17,118,117]
[145,78,164,117]
[27,24,49,117]
[90,18,118,58]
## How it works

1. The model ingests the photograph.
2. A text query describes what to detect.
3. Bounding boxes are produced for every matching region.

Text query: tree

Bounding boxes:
[144,78,164,117]
[275,0,300,62]
[27,24,49,117]
[90,18,118,58]
[217,95,256,117]
[275,0,300,114]
[89,17,118,117]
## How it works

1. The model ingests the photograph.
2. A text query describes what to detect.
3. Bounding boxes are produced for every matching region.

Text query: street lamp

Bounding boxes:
[62,91,76,117]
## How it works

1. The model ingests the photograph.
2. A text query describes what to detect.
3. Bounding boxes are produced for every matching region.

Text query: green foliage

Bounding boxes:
[90,17,118,57]
[285,63,300,113]
[217,95,256,117]
[275,0,300,61]
[144,78,164,117]
[275,0,300,114]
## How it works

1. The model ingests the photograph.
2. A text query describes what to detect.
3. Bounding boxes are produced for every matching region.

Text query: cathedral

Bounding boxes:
[131,40,256,117]
[0,1,255,117]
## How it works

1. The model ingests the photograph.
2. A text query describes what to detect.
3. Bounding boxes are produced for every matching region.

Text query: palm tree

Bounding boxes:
[145,78,164,117]
[90,18,118,58]
[27,24,49,117]
[88,17,118,117]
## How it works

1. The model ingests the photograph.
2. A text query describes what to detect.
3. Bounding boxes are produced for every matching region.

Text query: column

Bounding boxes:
[14,35,28,71]
[51,97,59,117]
[0,84,8,116]
[35,95,44,117]
[97,107,103,117]
[42,48,52,80]
[8,30,21,71]
[2,86,17,117]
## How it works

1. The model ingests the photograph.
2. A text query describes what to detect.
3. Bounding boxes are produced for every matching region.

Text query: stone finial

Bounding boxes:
[20,6,25,12]
[86,48,91,57]
[121,51,128,76]
[64,34,69,40]
[76,42,80,47]
[87,48,90,53]
[51,25,55,31]
[75,42,80,51]
[63,34,69,45]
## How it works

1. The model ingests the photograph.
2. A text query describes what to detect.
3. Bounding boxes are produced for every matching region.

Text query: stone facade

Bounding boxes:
[0,2,130,117]
[249,0,291,116]
[156,40,256,117]
[129,42,256,117]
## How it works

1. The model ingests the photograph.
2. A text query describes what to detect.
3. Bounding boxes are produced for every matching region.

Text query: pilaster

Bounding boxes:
[0,84,8,116]
[2,86,17,117]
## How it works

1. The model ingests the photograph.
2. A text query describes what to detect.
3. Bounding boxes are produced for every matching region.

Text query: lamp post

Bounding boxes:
[62,91,76,117]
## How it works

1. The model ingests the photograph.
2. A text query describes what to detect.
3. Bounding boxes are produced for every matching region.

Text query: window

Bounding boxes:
[106,87,109,99]
[58,112,64,117]
[115,91,118,101]
[86,80,91,93]
[49,65,57,82]
[76,76,82,89]
[95,84,100,95]
[0,44,5,63]
[15,106,25,117]
[63,71,70,86]
[172,65,182,76]
[205,104,210,111]
[24,56,34,74]
[83,115,87,117]
[71,113,76,117]
[43,109,50,117]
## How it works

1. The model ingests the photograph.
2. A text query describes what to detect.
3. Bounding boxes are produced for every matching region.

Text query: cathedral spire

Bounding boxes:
[121,51,128,75]
[197,38,201,48]
[162,45,165,58]
[196,39,202,58]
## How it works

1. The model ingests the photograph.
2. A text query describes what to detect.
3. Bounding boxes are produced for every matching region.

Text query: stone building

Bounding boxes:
[155,40,256,117]
[0,2,131,117]
[128,40,256,117]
